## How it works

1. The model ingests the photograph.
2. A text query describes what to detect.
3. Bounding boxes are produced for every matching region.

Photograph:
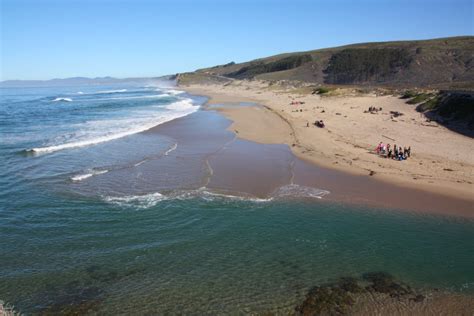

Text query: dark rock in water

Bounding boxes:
[85,265,120,282]
[296,272,424,315]
[337,277,363,293]
[38,283,103,315]
[411,294,425,303]
[362,271,413,297]
[295,285,354,315]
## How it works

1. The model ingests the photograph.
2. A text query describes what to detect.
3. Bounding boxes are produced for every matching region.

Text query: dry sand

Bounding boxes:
[181,80,474,207]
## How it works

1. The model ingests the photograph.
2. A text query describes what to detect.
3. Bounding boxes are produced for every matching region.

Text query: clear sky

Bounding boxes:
[1,0,473,80]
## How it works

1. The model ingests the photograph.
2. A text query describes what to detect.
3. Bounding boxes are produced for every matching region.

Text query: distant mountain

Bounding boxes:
[0,76,167,87]
[185,36,474,89]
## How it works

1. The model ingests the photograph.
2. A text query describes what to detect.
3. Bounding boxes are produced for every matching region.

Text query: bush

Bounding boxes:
[416,96,440,112]
[406,93,433,104]
[400,90,417,99]
[314,87,331,94]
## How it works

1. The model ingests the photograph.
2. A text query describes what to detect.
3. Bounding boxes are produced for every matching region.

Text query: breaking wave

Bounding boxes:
[95,89,127,94]
[71,169,108,182]
[28,98,199,154]
[52,97,72,102]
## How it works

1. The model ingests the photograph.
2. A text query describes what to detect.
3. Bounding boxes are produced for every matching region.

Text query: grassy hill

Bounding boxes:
[188,36,474,89]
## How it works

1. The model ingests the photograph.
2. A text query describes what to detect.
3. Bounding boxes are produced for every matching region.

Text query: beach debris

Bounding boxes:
[365,106,382,113]
[369,170,376,176]
[390,111,404,118]
[382,135,396,141]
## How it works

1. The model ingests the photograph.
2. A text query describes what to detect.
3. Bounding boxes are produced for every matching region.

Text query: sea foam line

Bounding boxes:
[102,185,330,209]
[164,143,177,156]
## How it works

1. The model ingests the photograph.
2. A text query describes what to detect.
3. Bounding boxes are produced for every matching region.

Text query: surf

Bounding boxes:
[27,98,199,154]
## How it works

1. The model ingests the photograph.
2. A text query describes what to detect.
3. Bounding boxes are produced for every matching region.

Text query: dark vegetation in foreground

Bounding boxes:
[402,90,474,137]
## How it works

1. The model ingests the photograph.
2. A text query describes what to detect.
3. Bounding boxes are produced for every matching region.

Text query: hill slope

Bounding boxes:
[191,36,474,89]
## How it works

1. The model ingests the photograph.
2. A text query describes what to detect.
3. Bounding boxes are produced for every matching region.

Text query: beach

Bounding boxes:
[181,80,474,216]
[1,82,473,314]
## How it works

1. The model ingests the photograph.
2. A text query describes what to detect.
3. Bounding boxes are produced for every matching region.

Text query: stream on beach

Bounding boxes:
[1,83,473,314]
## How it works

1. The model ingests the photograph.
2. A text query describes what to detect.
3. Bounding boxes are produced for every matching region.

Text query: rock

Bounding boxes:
[295,285,354,316]
[411,294,425,303]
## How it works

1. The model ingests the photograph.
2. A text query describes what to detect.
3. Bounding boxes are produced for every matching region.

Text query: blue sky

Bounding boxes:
[1,0,473,80]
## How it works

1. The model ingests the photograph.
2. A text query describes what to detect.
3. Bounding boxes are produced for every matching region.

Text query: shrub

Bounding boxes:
[406,93,433,104]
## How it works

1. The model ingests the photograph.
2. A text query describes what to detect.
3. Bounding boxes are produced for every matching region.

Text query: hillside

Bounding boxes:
[188,36,474,89]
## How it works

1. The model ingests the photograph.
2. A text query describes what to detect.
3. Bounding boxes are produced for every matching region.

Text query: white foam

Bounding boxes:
[164,143,177,156]
[270,184,330,199]
[53,97,72,102]
[133,159,148,167]
[29,98,199,154]
[96,89,127,94]
[104,192,166,209]
[71,169,108,182]
[77,91,84,94]
[164,89,185,95]
[164,99,195,111]
[103,188,269,209]
[85,94,168,102]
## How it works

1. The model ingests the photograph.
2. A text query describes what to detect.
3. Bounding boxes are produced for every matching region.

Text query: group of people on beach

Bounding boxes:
[375,142,411,161]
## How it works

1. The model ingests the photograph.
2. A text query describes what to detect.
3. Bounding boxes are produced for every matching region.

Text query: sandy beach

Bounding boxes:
[181,80,474,213]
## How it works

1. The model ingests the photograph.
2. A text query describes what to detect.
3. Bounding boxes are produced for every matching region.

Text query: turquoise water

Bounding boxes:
[1,83,473,314]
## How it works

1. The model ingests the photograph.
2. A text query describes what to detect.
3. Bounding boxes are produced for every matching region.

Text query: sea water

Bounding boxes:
[0,81,473,314]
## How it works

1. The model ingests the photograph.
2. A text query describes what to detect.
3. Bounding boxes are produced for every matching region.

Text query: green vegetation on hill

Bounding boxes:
[191,36,474,89]
[324,48,412,84]
[227,54,312,79]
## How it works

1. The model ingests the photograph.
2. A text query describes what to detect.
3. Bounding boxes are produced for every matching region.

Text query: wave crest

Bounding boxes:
[71,169,108,182]
[28,98,199,154]
[52,97,72,102]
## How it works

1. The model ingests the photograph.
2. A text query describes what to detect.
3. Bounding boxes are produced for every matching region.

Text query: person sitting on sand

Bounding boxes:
[376,142,382,154]
[398,148,404,161]
[316,120,325,128]
[387,148,393,159]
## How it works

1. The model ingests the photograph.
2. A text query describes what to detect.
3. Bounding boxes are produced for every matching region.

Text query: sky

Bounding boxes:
[1,0,473,80]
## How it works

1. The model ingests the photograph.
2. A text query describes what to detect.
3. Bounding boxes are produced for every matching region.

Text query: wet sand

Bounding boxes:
[147,105,473,217]
[181,81,474,208]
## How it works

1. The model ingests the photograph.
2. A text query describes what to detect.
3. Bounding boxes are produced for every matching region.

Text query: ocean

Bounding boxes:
[1,81,473,314]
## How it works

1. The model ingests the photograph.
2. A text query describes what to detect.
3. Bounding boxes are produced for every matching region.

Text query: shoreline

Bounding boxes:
[178,81,473,216]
